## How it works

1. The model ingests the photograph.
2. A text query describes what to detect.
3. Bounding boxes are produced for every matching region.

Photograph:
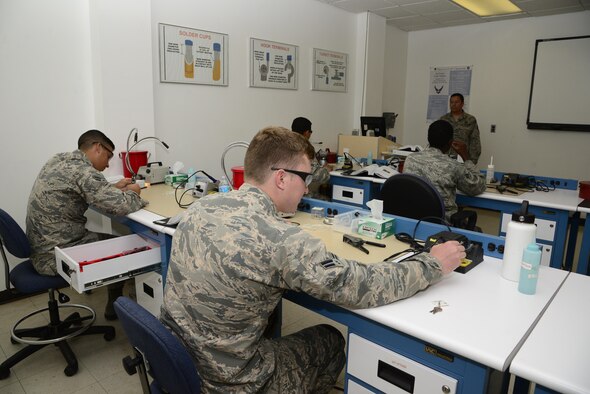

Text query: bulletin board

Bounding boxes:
[250,38,298,90]
[312,48,348,92]
[159,23,228,86]
[426,65,473,121]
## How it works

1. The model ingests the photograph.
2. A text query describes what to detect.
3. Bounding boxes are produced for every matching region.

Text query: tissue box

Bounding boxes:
[357,217,395,239]
[164,174,188,185]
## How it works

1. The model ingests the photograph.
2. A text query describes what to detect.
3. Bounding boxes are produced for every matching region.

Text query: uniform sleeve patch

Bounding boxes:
[319,259,341,269]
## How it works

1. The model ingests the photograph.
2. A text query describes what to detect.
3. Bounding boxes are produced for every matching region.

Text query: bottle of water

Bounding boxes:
[502,201,536,282]
[218,176,231,193]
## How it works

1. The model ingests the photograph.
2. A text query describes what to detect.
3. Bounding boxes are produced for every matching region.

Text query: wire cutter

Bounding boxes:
[343,234,386,254]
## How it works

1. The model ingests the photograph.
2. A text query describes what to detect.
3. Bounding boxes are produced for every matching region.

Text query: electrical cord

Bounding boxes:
[174,169,219,208]
[344,151,364,168]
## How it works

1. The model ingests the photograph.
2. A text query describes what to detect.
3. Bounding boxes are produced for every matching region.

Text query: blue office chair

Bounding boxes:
[0,208,115,380]
[114,296,201,394]
[381,173,478,230]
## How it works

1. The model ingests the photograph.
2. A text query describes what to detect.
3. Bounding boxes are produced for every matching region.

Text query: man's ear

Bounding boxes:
[274,169,287,191]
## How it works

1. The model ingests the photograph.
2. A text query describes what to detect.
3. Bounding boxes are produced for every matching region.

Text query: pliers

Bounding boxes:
[343,234,386,254]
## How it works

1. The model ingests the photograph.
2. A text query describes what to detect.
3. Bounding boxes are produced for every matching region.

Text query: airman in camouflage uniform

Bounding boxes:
[404,120,486,222]
[291,117,330,199]
[26,130,146,318]
[440,93,481,164]
[161,127,465,393]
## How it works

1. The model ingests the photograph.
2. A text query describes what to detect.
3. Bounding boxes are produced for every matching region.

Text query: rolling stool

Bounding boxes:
[0,208,116,379]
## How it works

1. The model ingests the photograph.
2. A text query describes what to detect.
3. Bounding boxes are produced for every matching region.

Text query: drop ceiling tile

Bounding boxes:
[401,0,463,15]
[513,0,581,12]
[333,0,395,13]
[374,6,417,18]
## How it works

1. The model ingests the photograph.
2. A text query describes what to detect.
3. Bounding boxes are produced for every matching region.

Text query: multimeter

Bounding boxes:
[424,231,484,274]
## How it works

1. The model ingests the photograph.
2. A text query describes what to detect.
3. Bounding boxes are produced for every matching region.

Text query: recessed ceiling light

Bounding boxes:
[452,0,522,17]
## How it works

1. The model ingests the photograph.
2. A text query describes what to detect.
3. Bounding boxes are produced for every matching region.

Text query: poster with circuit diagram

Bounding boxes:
[159,23,228,86]
[249,38,298,90]
[312,48,348,92]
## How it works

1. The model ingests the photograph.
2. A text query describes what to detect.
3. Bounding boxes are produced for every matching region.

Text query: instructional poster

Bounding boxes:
[427,66,472,121]
[250,38,298,90]
[159,23,228,86]
[312,48,348,92]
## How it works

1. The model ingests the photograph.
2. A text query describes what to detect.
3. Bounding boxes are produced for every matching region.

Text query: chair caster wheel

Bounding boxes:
[0,366,10,380]
[104,328,116,341]
[64,364,78,376]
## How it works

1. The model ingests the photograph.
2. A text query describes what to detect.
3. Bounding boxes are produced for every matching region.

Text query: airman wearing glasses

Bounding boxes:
[27,129,147,320]
[162,126,465,393]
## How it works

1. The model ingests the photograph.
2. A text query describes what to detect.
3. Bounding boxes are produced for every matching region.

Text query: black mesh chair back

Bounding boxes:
[381,173,445,223]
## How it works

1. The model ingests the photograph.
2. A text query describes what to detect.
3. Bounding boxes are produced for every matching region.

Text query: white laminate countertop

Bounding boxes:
[350,259,568,372]
[510,272,589,394]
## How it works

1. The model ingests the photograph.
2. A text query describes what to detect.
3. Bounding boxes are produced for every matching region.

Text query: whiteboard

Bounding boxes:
[527,35,590,132]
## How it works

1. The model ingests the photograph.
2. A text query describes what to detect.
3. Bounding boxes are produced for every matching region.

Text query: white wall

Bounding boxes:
[395,11,590,179]
[151,0,360,175]
[382,25,408,143]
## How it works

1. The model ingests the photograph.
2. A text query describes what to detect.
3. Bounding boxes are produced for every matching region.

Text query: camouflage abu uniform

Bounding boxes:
[440,111,481,164]
[161,183,445,393]
[403,147,486,221]
[26,150,147,275]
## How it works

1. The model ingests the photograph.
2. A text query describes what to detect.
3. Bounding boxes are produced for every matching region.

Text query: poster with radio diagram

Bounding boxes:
[250,38,298,90]
[159,23,228,86]
[312,48,348,92]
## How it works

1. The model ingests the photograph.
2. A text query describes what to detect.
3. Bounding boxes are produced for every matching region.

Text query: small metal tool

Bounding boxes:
[343,234,386,254]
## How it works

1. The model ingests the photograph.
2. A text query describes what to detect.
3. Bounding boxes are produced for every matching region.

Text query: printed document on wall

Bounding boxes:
[427,66,473,122]
[159,23,228,86]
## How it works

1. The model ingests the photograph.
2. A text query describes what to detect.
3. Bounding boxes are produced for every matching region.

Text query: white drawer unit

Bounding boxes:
[347,379,376,394]
[347,334,457,394]
[333,184,365,205]
[56,234,161,293]
[135,271,164,317]
[501,214,556,242]
[540,244,553,267]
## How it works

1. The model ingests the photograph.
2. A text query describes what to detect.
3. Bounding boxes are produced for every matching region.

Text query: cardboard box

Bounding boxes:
[357,217,395,239]
[338,135,400,159]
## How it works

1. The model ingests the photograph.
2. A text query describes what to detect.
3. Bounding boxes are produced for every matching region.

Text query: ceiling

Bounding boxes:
[314,0,590,31]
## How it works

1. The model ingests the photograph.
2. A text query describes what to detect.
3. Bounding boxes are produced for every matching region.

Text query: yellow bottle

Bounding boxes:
[184,40,194,79]
[212,43,221,81]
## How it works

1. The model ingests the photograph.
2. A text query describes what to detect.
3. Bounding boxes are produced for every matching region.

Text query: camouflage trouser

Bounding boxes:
[263,324,346,393]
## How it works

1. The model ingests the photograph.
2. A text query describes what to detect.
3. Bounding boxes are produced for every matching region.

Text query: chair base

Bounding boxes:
[0,296,116,380]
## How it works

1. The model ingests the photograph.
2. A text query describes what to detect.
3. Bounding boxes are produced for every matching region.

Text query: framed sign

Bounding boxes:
[250,38,298,90]
[312,48,348,92]
[159,23,228,86]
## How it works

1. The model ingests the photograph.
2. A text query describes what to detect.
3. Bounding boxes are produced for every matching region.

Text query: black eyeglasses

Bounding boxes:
[99,143,114,160]
[271,167,314,186]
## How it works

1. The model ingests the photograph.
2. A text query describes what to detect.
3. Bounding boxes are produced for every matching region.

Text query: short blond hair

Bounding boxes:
[245,126,315,184]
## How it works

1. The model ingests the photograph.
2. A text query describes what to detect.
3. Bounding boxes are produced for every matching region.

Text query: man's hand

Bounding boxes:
[124,183,141,195]
[114,178,133,190]
[429,240,465,274]
[451,140,470,162]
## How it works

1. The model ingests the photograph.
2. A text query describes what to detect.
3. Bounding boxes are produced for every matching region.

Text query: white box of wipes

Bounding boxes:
[357,217,395,239]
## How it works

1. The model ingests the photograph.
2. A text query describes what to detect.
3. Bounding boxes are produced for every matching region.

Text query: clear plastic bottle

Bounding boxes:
[218,176,231,193]
[518,243,541,295]
[367,151,373,165]
[186,168,196,191]
[486,156,495,183]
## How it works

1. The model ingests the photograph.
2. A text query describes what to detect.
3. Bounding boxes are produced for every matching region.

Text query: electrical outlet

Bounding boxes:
[490,124,496,133]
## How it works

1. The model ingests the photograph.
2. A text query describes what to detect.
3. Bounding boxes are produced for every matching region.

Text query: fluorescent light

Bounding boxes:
[452,0,522,17]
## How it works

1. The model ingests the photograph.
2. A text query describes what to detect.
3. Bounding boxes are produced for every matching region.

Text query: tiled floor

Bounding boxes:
[0,286,346,393]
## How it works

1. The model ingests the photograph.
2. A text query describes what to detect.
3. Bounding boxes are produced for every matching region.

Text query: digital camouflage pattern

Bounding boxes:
[26,150,147,275]
[161,183,445,393]
[440,111,481,164]
[403,147,486,221]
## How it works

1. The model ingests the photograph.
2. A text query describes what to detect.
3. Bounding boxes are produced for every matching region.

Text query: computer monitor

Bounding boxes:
[360,116,387,137]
